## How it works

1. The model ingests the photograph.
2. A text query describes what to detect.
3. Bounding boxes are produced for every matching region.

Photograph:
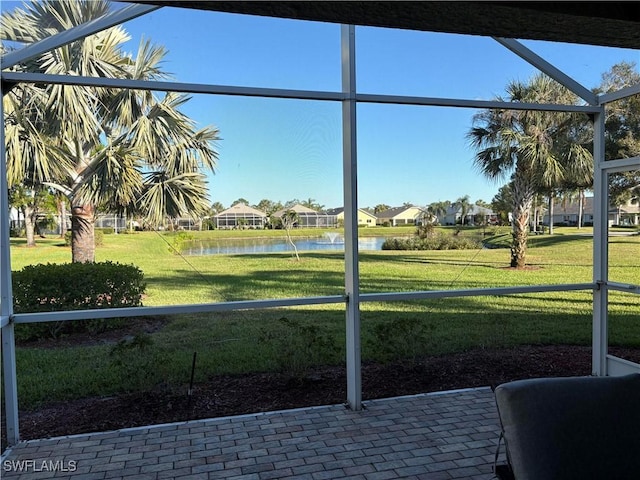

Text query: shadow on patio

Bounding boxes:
[1,387,502,480]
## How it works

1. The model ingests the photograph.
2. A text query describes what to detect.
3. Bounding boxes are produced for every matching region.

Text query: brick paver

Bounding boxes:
[1,387,503,479]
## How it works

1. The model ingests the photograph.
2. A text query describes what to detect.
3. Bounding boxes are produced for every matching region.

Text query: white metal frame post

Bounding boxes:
[1,81,20,445]
[341,24,361,410]
[592,108,608,376]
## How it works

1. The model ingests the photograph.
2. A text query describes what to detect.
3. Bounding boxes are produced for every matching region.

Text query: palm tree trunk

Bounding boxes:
[24,204,37,247]
[285,230,300,261]
[510,176,534,268]
[547,192,555,235]
[58,198,68,238]
[511,208,530,268]
[577,189,584,229]
[71,204,95,263]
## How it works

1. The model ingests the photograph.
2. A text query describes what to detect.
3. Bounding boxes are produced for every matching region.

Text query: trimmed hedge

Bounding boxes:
[12,261,146,340]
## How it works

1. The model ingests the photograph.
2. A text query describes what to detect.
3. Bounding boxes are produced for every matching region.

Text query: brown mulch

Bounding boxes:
[7,343,639,444]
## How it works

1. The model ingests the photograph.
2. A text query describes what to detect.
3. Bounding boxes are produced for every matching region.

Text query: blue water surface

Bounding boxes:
[182,236,389,255]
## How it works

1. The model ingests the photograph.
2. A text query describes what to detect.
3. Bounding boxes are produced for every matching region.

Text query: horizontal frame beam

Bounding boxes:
[12,295,346,324]
[361,283,596,302]
[11,283,597,325]
[0,72,345,102]
[356,93,600,113]
[0,72,601,113]
[606,281,640,294]
[598,156,640,173]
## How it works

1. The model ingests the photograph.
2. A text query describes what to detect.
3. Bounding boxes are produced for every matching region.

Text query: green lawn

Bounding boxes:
[8,226,640,408]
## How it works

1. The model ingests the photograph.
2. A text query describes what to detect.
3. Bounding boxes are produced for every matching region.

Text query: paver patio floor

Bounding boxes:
[1,387,504,480]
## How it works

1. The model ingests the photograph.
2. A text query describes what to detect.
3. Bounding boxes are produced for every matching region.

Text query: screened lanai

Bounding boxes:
[1,1,639,450]
[272,204,337,229]
[214,203,268,230]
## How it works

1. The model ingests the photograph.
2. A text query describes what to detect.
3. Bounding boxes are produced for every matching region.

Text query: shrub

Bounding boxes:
[382,234,481,251]
[13,261,146,341]
[10,226,25,238]
[168,231,195,254]
[416,223,436,239]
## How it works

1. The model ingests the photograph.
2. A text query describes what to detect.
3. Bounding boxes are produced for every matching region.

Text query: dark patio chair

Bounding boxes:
[493,373,640,480]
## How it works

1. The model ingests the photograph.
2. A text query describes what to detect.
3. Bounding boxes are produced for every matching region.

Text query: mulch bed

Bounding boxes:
[5,344,639,444]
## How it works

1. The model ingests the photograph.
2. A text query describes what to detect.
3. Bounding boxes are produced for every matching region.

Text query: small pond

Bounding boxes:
[181,234,393,256]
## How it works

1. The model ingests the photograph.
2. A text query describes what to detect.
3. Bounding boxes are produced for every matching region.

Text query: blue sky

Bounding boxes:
[4,2,640,210]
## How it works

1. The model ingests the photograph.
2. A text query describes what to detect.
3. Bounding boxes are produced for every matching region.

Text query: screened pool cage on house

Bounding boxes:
[1,2,640,447]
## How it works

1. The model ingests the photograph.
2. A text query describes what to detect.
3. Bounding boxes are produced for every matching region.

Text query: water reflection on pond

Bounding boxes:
[181,235,391,255]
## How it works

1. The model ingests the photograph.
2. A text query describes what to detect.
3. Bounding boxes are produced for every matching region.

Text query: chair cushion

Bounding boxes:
[494,374,640,480]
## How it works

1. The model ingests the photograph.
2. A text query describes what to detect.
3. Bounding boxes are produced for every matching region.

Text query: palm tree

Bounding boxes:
[468,74,592,268]
[301,198,324,211]
[8,186,36,246]
[232,198,250,207]
[454,195,472,226]
[427,201,449,225]
[209,202,226,215]
[2,0,220,262]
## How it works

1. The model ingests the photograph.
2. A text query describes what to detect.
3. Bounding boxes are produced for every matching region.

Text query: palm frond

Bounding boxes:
[138,172,210,226]
[72,144,143,211]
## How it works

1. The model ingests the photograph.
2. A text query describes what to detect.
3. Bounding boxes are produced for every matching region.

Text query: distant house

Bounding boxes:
[543,197,639,227]
[442,205,497,226]
[612,199,640,226]
[375,206,428,226]
[215,203,267,229]
[272,203,335,228]
[95,214,127,231]
[325,207,377,227]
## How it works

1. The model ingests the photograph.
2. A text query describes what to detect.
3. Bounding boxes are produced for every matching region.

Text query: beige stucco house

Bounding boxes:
[325,207,377,227]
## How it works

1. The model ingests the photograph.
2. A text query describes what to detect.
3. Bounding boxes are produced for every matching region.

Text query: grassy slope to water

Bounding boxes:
[9,227,640,407]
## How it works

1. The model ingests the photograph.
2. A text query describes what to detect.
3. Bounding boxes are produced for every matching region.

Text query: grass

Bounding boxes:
[8,225,640,408]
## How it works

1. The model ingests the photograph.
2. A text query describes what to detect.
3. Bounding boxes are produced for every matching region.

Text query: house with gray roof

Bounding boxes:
[442,205,497,226]
[375,206,429,226]
[543,197,639,227]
